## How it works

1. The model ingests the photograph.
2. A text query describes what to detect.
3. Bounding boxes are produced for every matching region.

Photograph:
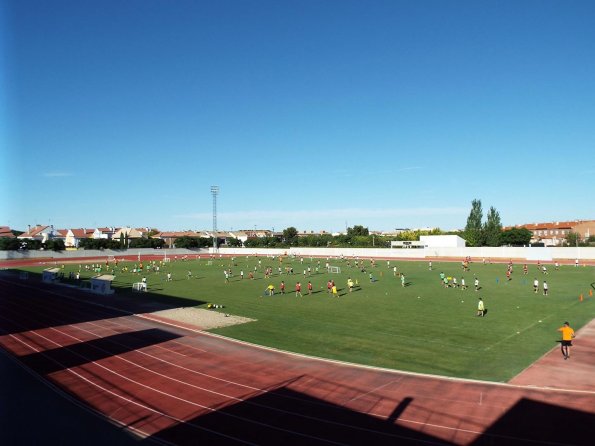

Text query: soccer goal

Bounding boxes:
[132,282,147,292]
[163,257,171,263]
[328,266,341,274]
[206,260,213,266]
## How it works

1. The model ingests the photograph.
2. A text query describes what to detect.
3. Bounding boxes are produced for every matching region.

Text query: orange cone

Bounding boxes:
[579,294,583,302]
[590,289,593,297]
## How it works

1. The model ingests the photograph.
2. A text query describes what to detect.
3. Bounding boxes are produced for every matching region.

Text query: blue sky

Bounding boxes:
[2,0,594,233]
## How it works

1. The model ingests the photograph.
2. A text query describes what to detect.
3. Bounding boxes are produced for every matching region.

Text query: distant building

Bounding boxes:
[156,231,201,248]
[65,228,94,248]
[297,230,330,237]
[0,226,15,238]
[112,227,146,242]
[240,229,272,239]
[93,227,116,240]
[420,235,466,248]
[381,229,410,237]
[18,225,56,243]
[504,220,595,246]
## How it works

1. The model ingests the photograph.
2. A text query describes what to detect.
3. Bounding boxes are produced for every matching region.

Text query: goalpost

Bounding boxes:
[132,282,147,292]
[328,266,341,274]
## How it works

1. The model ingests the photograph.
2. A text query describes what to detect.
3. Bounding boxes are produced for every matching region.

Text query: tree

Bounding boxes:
[44,239,65,251]
[107,239,122,249]
[226,237,242,247]
[464,199,484,247]
[282,227,298,246]
[129,237,165,249]
[174,236,199,248]
[0,237,22,250]
[347,225,369,237]
[119,233,125,249]
[565,231,581,247]
[500,228,532,246]
[174,236,209,249]
[483,207,502,246]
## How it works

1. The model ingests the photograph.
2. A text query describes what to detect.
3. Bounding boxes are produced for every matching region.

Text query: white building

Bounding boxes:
[420,235,466,248]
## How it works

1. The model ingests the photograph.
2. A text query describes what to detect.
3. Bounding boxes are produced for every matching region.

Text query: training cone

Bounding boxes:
[579,294,583,302]
[590,289,593,297]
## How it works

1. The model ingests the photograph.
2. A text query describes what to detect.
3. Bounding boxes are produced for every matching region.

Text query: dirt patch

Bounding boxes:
[149,307,256,330]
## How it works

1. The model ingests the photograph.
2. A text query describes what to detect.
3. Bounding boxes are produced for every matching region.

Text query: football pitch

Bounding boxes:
[19,255,595,382]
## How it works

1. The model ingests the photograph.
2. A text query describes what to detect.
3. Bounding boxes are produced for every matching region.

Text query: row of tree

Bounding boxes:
[0,238,66,251]
[463,199,538,247]
[0,236,166,251]
[77,236,165,249]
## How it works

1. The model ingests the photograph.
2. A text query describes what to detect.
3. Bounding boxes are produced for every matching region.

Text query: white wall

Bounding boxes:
[2,246,594,262]
[420,235,466,248]
[215,246,595,262]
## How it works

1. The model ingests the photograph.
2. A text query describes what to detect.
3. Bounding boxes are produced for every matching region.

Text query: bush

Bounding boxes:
[0,238,22,250]
[174,236,211,249]
[44,239,65,251]
[129,237,165,249]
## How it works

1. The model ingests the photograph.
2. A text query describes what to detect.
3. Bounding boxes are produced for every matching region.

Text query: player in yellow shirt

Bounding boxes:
[557,321,575,360]
[476,297,485,317]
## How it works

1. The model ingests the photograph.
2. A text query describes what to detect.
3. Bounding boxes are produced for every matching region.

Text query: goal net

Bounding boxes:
[163,258,171,263]
[328,266,341,274]
[132,282,147,292]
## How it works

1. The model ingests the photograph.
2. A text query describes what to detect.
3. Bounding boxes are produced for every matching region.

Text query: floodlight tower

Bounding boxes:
[211,186,219,252]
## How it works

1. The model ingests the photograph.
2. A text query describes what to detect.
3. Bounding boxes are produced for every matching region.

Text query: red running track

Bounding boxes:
[1,275,594,445]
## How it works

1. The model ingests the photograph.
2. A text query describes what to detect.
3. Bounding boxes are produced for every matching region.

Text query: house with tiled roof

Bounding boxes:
[65,228,94,248]
[228,231,250,244]
[504,220,595,246]
[18,225,56,243]
[0,226,15,238]
[53,229,69,243]
[93,227,116,240]
[239,229,272,239]
[113,227,139,240]
[156,231,201,248]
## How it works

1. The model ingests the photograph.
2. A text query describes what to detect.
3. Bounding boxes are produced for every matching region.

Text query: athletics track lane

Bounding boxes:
[1,276,594,445]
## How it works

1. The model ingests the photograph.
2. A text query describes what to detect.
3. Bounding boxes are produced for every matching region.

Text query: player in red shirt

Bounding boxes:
[280,281,285,294]
[295,282,303,297]
[307,281,313,295]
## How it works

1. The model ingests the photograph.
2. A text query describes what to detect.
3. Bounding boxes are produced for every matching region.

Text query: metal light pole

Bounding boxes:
[211,186,219,253]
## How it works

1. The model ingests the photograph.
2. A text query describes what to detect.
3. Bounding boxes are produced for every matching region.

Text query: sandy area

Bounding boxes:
[150,307,256,330]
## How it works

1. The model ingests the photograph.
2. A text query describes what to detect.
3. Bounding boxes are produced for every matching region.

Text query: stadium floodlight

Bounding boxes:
[211,186,219,252]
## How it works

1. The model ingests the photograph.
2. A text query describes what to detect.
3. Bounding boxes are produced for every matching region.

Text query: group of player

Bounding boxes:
[264,277,356,298]
[507,260,552,295]
[438,271,474,290]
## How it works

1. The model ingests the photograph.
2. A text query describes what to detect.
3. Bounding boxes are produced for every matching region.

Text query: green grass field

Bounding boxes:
[19,255,595,382]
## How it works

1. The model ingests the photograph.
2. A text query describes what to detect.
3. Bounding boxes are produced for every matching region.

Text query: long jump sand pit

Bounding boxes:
[146,306,256,330]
